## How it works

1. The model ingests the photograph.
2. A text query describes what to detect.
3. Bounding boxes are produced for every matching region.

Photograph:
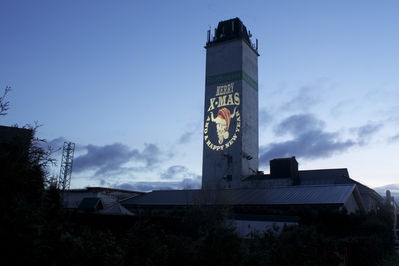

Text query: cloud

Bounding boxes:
[259,130,355,166]
[113,165,201,192]
[274,114,324,135]
[117,182,175,192]
[330,99,354,117]
[283,85,318,111]
[44,137,89,162]
[47,137,67,150]
[373,184,399,204]
[259,113,367,166]
[116,175,201,192]
[178,131,193,143]
[176,122,202,144]
[389,134,399,143]
[160,165,196,180]
[259,108,273,127]
[279,79,330,113]
[73,142,164,175]
[140,143,162,167]
[374,184,399,193]
[34,136,65,154]
[351,123,382,145]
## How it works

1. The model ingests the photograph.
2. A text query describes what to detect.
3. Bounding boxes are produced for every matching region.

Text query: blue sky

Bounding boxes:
[1,0,398,192]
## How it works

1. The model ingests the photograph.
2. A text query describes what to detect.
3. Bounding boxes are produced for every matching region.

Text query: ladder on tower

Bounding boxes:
[58,141,75,190]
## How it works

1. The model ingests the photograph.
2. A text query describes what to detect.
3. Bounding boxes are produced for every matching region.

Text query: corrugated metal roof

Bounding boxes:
[121,184,357,207]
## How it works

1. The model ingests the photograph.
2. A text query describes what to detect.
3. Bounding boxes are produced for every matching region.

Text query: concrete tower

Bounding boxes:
[202,18,259,189]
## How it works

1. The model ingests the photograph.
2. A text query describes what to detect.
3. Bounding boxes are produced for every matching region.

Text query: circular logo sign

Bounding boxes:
[204,82,241,151]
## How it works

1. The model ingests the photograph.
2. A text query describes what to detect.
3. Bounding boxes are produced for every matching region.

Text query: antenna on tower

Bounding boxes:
[58,141,75,190]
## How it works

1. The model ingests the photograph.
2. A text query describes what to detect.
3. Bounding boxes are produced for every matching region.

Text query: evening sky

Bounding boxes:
[1,0,398,192]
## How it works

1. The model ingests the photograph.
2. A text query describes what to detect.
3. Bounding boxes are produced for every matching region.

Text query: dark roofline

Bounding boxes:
[299,168,348,173]
[65,187,145,194]
[122,203,347,210]
[347,178,383,201]
[245,168,349,181]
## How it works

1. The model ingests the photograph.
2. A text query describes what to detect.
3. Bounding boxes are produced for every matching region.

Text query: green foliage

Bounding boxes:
[243,225,339,266]
[342,204,395,266]
[0,125,48,264]
[123,222,169,265]
[377,252,399,266]
[197,223,243,266]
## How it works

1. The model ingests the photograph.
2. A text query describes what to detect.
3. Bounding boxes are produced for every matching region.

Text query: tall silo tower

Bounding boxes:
[202,18,259,189]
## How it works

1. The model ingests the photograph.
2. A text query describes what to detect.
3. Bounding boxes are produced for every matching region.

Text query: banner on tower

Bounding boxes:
[204,82,241,151]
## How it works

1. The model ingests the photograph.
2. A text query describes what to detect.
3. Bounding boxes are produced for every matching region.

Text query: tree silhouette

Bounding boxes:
[0,86,11,116]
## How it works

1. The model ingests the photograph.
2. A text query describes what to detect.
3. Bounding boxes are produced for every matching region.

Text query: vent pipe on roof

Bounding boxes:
[270,157,299,184]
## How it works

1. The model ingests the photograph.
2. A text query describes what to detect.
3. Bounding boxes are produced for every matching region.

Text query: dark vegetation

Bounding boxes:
[0,87,396,265]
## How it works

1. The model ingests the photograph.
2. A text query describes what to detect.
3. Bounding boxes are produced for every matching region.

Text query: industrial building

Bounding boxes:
[1,18,389,231]
[121,157,377,215]
[120,19,387,228]
[61,187,142,215]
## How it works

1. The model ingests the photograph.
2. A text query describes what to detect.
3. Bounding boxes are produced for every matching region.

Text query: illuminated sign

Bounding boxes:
[204,82,241,151]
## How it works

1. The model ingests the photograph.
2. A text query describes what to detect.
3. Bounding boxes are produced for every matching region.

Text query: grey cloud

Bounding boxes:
[118,182,175,192]
[119,165,202,191]
[330,99,354,117]
[179,177,202,189]
[47,137,67,150]
[259,113,359,166]
[274,114,324,135]
[140,143,162,167]
[351,123,382,145]
[278,78,333,114]
[259,130,355,166]
[374,184,399,204]
[45,137,87,157]
[73,142,164,175]
[160,165,195,180]
[259,108,273,127]
[116,175,201,192]
[176,122,202,144]
[388,134,399,143]
[178,131,192,144]
[374,184,399,193]
[284,85,317,111]
[35,136,64,153]
[281,82,323,112]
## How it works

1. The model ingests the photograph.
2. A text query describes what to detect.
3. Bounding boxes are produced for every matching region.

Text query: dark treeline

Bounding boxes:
[0,127,396,266]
